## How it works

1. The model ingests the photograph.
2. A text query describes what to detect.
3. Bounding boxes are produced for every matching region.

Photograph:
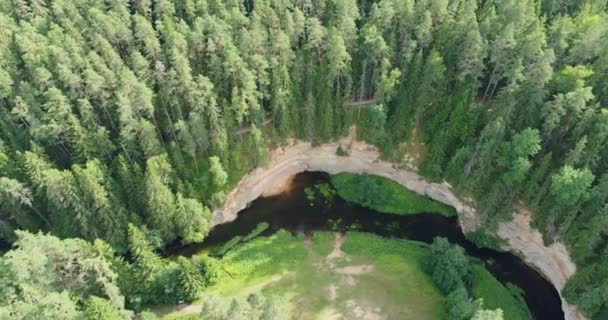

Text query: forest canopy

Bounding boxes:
[1,0,608,318]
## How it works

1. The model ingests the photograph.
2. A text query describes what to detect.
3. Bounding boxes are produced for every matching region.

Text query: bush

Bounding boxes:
[84,296,128,320]
[445,287,474,320]
[423,237,471,294]
[465,230,501,250]
[200,294,225,320]
[193,255,221,287]
[336,145,349,156]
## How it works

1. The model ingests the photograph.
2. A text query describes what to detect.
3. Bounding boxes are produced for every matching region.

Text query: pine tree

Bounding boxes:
[127,224,163,305]
[176,256,204,302]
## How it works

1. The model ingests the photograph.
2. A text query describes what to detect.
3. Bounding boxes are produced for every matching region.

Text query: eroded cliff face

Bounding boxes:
[213,129,585,320]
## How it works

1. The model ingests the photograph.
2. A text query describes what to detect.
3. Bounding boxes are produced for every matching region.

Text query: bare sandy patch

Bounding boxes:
[328,284,338,302]
[345,299,387,320]
[335,264,374,275]
[325,232,346,267]
[261,174,296,197]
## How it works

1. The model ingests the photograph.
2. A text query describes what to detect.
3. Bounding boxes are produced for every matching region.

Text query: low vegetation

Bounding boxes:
[211,222,269,257]
[470,265,532,320]
[331,173,456,217]
[152,231,530,320]
[423,237,531,320]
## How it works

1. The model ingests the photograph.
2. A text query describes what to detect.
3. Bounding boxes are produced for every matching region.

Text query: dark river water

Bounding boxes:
[170,172,563,320]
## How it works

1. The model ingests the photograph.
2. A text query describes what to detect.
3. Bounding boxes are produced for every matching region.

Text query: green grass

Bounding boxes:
[470,264,533,320]
[160,230,530,320]
[331,173,456,217]
[161,314,198,320]
[196,231,447,319]
[340,232,446,320]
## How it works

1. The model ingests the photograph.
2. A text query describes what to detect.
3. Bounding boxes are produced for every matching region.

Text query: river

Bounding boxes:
[169,171,563,320]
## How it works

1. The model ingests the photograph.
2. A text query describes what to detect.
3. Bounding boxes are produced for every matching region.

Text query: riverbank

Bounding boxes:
[213,127,585,320]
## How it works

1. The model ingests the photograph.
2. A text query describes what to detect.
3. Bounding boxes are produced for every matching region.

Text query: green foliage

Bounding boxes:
[200,294,225,320]
[305,183,337,206]
[211,236,243,258]
[562,257,608,318]
[470,265,532,320]
[357,105,387,145]
[445,287,475,320]
[220,230,306,278]
[304,187,316,202]
[336,145,349,156]
[242,222,270,242]
[197,293,288,320]
[424,237,471,294]
[124,224,212,308]
[331,173,455,216]
[472,308,504,320]
[84,296,129,320]
[0,231,127,319]
[192,255,221,287]
[176,257,205,302]
[550,166,595,207]
[0,0,607,315]
[465,230,501,250]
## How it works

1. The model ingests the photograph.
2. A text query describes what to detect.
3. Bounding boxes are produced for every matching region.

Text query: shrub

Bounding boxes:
[336,145,349,156]
[445,287,474,320]
[84,296,128,320]
[465,230,501,250]
[193,255,221,287]
[423,237,471,294]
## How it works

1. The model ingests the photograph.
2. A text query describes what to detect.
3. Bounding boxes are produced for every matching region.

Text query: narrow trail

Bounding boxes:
[322,232,380,320]
[326,232,346,266]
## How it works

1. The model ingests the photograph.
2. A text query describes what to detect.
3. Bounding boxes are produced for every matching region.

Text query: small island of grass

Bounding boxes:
[331,173,456,217]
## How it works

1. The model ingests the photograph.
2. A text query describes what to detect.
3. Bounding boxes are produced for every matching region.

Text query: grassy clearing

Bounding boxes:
[470,264,532,320]
[331,173,456,217]
[161,314,198,320]
[340,232,446,320]
[191,231,447,320]
[161,230,529,320]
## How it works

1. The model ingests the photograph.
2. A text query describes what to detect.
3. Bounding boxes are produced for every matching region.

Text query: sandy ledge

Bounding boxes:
[213,128,585,320]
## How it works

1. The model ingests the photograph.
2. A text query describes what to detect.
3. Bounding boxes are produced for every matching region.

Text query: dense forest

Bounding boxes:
[1,0,608,318]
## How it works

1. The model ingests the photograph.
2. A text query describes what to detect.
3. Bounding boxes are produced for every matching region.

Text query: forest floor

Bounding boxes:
[213,126,584,320]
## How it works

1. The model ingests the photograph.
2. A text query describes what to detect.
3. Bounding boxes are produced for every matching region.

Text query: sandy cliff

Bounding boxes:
[213,129,585,320]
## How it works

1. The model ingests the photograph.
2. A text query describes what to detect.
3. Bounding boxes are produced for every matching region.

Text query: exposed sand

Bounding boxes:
[324,233,383,319]
[214,127,586,320]
[326,232,346,265]
[497,207,585,320]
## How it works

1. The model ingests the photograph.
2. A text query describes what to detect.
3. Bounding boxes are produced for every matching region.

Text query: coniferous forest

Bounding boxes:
[1,0,608,319]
